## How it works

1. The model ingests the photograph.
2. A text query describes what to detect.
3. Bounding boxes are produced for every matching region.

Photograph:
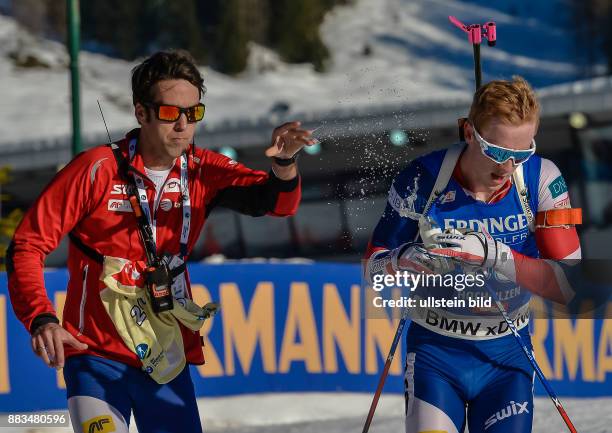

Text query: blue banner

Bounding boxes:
[0,263,611,412]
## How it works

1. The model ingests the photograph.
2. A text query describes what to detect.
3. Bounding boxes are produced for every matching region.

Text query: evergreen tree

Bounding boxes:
[44,0,66,41]
[154,0,207,63]
[11,0,351,74]
[80,0,149,59]
[242,0,269,45]
[269,0,330,72]
[570,0,611,77]
[215,0,249,75]
[195,0,222,59]
[11,0,46,35]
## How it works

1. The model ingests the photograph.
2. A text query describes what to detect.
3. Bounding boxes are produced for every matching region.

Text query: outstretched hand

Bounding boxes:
[265,121,317,159]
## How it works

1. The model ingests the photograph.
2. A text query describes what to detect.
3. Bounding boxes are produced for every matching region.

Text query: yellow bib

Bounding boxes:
[99,256,217,384]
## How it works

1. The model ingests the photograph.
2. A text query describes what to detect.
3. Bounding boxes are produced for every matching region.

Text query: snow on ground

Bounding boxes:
[199,393,612,433]
[199,394,612,433]
[0,0,584,148]
[1,393,610,432]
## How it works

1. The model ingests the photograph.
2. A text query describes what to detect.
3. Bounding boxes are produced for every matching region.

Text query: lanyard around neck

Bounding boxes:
[128,139,191,258]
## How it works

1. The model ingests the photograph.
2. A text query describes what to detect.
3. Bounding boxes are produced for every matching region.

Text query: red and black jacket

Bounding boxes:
[7,128,301,367]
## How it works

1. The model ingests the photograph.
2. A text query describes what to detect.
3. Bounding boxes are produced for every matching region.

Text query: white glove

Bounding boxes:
[396,243,455,275]
[425,228,515,278]
[366,243,453,286]
[419,216,446,249]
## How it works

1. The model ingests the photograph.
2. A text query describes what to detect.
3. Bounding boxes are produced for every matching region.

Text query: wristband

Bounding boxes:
[273,151,300,166]
[30,313,60,335]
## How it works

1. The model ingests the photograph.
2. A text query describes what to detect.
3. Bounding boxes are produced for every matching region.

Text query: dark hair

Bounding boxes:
[131,50,206,106]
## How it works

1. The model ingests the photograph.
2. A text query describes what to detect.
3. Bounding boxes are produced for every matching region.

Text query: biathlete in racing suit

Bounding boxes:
[366,77,582,433]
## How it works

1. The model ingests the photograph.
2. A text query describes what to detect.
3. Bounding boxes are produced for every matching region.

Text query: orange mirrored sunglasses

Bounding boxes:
[145,103,205,123]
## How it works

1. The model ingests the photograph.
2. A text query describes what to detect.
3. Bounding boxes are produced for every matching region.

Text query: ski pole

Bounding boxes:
[485,286,578,433]
[473,43,481,90]
[449,16,496,140]
[448,16,496,91]
[362,308,409,433]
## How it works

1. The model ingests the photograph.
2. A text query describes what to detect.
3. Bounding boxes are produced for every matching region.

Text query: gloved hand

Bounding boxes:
[427,230,504,266]
[418,217,515,277]
[366,242,454,286]
[395,243,454,275]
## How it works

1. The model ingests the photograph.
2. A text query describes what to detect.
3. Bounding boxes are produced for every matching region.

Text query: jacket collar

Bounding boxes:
[118,128,196,182]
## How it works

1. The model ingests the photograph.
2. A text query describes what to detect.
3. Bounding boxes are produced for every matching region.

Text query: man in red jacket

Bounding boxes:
[7,50,314,433]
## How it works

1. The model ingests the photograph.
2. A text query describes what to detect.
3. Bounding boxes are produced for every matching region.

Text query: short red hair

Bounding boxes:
[468,76,540,131]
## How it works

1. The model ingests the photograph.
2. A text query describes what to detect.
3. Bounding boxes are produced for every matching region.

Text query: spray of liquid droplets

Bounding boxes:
[396,173,421,220]
[307,106,430,253]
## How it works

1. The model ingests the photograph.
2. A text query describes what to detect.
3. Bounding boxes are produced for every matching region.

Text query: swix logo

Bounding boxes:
[484,401,529,430]
[437,234,464,241]
[82,415,115,433]
[107,199,132,212]
[444,214,529,234]
[111,184,128,195]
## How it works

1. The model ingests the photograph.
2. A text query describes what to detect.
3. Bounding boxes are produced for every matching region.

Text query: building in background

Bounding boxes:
[2,77,612,265]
